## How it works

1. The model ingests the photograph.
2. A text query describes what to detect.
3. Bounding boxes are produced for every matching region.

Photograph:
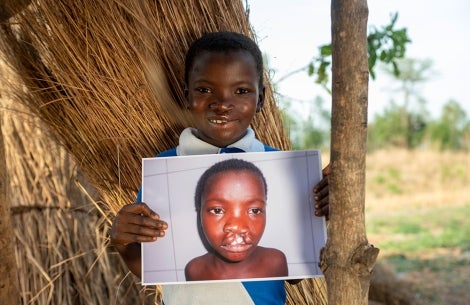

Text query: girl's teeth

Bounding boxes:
[210,119,226,124]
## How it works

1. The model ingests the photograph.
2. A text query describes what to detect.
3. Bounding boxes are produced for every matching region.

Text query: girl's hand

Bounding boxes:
[313,164,330,220]
[110,202,168,246]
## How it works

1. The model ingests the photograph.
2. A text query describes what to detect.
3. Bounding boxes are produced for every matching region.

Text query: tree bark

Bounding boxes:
[0,115,20,303]
[320,1,379,305]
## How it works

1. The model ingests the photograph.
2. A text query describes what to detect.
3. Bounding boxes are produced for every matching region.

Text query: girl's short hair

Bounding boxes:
[184,31,264,88]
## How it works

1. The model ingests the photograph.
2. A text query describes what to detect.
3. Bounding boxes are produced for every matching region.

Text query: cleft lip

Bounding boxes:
[222,234,250,248]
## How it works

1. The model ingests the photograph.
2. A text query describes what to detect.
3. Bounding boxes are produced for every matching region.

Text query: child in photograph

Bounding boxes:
[110,31,329,305]
[185,158,288,281]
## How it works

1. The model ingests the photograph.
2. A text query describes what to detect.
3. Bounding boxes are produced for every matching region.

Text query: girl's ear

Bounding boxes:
[256,86,265,112]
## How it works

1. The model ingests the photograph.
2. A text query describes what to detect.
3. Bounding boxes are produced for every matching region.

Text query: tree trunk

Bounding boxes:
[0,115,20,303]
[320,1,379,305]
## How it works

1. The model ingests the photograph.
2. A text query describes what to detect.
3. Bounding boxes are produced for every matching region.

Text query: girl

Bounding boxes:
[110,31,329,305]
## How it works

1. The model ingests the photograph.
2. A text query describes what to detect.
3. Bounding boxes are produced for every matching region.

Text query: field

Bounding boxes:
[364,149,470,305]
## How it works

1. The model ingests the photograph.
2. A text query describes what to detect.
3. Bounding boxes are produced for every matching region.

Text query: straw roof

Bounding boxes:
[0,78,156,303]
[0,1,327,304]
[0,0,290,213]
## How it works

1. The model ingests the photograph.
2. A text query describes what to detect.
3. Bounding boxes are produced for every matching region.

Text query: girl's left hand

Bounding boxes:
[313,164,330,220]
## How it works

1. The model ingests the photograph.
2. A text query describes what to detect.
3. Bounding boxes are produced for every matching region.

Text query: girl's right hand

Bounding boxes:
[110,202,168,246]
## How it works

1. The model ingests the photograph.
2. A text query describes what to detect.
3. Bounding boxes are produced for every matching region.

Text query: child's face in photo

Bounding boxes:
[200,169,266,262]
[186,50,264,147]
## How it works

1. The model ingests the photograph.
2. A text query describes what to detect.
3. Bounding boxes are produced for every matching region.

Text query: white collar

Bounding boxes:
[176,127,265,156]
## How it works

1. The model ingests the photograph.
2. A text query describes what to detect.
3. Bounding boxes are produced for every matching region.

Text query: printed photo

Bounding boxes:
[141,150,326,285]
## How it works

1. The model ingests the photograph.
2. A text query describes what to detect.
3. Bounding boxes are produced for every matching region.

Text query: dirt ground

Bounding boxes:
[369,251,470,305]
[405,260,470,305]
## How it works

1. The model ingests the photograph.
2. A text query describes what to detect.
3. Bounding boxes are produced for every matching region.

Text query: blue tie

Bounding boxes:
[220,147,245,153]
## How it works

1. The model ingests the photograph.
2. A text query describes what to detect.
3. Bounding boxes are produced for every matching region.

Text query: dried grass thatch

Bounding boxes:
[0,83,157,303]
[286,278,328,305]
[0,1,328,304]
[0,0,290,213]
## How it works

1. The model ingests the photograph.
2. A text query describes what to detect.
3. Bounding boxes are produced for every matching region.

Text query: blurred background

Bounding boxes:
[247,1,470,304]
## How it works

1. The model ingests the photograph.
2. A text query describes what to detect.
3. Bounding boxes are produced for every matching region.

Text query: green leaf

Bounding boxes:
[304,12,411,92]
[320,44,332,56]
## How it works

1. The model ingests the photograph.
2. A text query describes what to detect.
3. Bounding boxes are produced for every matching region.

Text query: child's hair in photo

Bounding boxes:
[184,31,264,87]
[194,158,267,212]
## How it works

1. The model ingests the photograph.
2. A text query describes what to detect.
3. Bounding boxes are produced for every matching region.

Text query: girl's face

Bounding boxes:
[186,50,264,148]
[200,170,266,262]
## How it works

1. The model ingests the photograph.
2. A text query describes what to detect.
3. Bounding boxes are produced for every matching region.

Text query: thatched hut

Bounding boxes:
[1,62,156,304]
[0,1,327,304]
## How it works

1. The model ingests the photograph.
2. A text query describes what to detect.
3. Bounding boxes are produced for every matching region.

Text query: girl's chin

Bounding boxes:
[221,254,247,263]
[194,130,246,147]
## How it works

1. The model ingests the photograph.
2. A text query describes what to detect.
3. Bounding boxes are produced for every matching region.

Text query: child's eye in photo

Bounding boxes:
[209,207,224,215]
[249,208,264,215]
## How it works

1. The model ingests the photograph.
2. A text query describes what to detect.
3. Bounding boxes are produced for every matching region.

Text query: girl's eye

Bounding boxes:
[235,88,249,94]
[196,87,211,93]
[209,208,224,215]
[249,208,264,215]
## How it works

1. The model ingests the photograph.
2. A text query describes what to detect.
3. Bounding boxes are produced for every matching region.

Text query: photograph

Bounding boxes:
[141,150,326,285]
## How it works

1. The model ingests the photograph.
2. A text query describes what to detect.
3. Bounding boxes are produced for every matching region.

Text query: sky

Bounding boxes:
[246,0,470,120]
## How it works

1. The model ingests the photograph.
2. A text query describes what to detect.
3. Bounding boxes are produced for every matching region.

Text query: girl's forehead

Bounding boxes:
[193,50,256,68]
[187,50,262,85]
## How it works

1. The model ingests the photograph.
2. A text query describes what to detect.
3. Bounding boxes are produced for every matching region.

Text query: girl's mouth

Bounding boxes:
[208,116,236,125]
[209,118,227,124]
[220,234,252,252]
[220,243,252,253]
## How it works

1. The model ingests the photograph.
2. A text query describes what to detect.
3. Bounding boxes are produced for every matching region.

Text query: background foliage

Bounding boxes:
[274,13,470,152]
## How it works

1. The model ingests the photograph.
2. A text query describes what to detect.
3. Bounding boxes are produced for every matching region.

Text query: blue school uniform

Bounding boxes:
[138,127,286,305]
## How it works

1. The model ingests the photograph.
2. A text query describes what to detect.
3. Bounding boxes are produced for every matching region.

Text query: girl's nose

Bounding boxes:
[223,217,248,234]
[209,94,233,111]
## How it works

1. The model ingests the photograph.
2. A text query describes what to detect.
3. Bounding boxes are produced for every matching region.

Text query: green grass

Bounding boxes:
[365,150,470,304]
[367,204,470,253]
[368,203,470,304]
[440,163,468,182]
[386,254,469,273]
[370,166,404,195]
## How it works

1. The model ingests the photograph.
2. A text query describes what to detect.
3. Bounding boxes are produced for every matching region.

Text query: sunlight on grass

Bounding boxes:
[367,205,470,254]
[386,254,470,273]
[365,149,470,305]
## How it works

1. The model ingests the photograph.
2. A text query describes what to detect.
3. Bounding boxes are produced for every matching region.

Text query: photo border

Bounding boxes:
[141,150,326,285]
